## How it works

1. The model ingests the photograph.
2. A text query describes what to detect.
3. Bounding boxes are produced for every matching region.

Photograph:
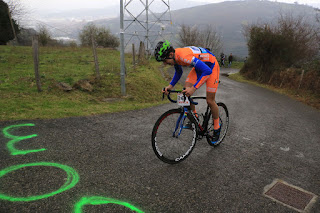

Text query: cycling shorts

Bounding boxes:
[186,65,220,93]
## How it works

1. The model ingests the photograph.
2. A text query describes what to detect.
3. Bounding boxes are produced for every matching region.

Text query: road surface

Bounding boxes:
[0,67,319,212]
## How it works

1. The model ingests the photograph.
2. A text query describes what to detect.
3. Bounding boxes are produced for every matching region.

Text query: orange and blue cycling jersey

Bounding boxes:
[170,46,220,92]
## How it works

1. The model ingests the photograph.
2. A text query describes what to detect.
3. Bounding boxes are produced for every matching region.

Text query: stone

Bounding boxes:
[73,79,93,92]
[55,82,73,91]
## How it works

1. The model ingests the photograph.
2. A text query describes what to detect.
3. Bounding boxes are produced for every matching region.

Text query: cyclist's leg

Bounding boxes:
[206,63,220,130]
[207,70,221,145]
[185,68,197,113]
[207,93,218,118]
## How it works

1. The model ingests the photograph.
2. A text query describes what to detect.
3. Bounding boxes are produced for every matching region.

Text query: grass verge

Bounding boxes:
[229,72,320,110]
[0,46,169,121]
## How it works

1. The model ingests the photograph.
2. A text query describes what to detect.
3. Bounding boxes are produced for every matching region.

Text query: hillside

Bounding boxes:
[0,46,168,120]
[170,0,318,57]
[91,0,318,58]
[30,1,319,58]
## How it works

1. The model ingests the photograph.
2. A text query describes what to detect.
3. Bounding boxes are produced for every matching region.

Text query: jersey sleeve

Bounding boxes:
[169,64,183,87]
[192,57,213,89]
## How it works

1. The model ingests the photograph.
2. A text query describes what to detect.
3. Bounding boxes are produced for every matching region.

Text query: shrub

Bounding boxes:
[79,23,119,48]
[242,13,319,83]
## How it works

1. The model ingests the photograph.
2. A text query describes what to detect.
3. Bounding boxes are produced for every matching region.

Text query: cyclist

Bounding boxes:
[154,40,221,144]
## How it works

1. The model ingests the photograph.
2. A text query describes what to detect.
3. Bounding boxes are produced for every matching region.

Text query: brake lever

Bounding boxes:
[182,87,187,102]
[183,93,187,102]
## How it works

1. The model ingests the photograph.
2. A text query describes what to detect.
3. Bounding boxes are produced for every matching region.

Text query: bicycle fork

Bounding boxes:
[172,108,188,138]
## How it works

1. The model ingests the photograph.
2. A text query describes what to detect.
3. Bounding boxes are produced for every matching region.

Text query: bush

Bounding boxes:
[79,23,119,48]
[38,25,52,46]
[36,24,65,47]
[242,13,319,83]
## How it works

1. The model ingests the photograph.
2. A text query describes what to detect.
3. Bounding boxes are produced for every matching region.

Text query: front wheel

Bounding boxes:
[151,108,197,164]
[206,102,229,146]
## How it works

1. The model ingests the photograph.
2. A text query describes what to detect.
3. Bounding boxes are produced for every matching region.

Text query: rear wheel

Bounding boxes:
[151,108,197,164]
[206,102,229,146]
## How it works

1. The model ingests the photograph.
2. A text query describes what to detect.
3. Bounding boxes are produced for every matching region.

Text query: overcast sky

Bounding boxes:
[20,0,320,11]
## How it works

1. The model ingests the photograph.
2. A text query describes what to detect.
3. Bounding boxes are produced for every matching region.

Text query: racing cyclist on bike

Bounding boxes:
[154,40,221,144]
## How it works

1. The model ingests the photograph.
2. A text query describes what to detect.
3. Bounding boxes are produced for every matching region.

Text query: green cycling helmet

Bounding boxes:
[154,40,173,62]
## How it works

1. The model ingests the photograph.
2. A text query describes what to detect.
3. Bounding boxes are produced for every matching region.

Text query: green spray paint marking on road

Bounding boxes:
[2,123,46,155]
[74,196,145,213]
[0,162,79,202]
[1,124,145,212]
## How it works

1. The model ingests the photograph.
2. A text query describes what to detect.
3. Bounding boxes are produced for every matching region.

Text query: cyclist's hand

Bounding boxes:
[182,86,196,97]
[163,85,173,95]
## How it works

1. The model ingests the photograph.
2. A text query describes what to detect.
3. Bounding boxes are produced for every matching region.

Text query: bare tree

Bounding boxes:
[198,25,222,54]
[177,24,222,53]
[177,24,200,47]
[6,0,27,25]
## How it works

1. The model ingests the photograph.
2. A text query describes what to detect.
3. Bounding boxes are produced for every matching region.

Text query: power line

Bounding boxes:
[25,18,74,37]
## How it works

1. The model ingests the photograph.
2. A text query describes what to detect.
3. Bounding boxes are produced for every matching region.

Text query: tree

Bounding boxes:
[79,23,119,48]
[37,24,52,46]
[0,0,19,45]
[6,0,26,25]
[177,24,200,47]
[177,24,222,53]
[198,25,222,54]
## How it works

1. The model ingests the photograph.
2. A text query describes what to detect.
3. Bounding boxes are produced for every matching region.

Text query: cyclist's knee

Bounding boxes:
[206,98,215,107]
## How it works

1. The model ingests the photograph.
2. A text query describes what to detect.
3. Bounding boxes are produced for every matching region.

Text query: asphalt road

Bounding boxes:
[0,67,319,213]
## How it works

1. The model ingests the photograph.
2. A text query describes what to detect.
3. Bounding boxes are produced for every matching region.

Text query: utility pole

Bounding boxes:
[120,0,126,96]
[32,35,42,92]
[146,0,149,53]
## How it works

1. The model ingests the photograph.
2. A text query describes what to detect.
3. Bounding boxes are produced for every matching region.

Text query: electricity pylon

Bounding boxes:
[120,0,173,96]
[121,0,173,54]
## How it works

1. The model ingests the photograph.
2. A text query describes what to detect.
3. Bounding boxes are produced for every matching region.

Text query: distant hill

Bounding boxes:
[169,0,318,57]
[41,0,318,58]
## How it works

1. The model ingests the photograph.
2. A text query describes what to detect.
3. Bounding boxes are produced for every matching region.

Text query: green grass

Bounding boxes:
[230,61,244,69]
[219,61,244,69]
[229,72,320,110]
[0,46,169,121]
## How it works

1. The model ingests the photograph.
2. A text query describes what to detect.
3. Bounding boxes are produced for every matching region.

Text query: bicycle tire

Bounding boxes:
[206,102,229,147]
[151,108,197,164]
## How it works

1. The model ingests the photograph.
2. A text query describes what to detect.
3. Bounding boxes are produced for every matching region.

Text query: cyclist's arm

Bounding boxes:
[169,64,183,87]
[192,57,213,89]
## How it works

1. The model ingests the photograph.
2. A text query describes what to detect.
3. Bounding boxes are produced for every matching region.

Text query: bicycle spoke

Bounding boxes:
[152,109,197,164]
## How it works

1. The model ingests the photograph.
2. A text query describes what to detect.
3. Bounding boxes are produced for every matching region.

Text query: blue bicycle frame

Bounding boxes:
[172,107,189,137]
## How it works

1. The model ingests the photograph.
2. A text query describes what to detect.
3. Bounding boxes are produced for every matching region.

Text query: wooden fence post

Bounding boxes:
[91,34,101,79]
[132,43,136,68]
[138,41,145,64]
[298,70,305,90]
[32,35,42,92]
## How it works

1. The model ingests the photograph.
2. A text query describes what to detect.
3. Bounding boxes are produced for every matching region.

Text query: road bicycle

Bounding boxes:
[151,90,229,164]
